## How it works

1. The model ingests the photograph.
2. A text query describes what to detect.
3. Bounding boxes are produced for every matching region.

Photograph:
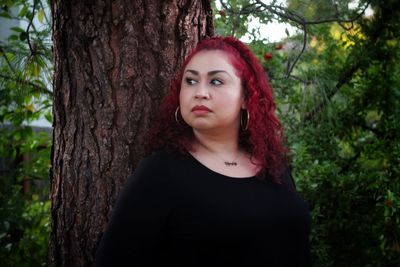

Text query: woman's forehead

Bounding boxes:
[184,50,237,74]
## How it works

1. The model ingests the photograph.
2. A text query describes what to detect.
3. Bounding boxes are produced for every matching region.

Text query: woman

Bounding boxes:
[95,36,311,266]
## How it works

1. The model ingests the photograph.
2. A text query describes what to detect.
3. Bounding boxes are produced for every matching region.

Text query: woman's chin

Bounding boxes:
[188,122,214,131]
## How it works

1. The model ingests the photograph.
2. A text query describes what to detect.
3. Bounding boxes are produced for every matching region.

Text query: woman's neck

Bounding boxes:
[192,129,240,155]
[189,129,259,177]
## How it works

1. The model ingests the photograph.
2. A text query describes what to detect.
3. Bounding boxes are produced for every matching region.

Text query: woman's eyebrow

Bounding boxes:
[208,70,229,76]
[185,69,232,78]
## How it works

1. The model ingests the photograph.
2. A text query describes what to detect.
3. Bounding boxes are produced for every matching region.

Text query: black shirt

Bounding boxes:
[95,151,311,266]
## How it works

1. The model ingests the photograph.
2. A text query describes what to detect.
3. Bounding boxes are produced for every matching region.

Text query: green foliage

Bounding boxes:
[0,126,51,267]
[1,192,50,267]
[0,0,52,266]
[212,0,253,38]
[214,0,400,266]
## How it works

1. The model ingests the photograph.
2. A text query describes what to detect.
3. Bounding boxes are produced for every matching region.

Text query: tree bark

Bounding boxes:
[49,1,213,266]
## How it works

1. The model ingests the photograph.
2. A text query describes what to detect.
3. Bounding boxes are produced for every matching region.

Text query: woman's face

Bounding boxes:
[179,50,246,133]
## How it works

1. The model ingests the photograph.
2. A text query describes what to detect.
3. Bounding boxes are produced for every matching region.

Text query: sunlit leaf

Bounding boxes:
[37,9,45,23]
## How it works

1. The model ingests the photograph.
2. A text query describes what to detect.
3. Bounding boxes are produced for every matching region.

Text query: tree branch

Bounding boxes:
[219,1,264,15]
[254,1,371,25]
[26,0,38,57]
[251,0,370,80]
[287,23,307,78]
[0,45,17,73]
[217,0,371,100]
[306,1,371,25]
[288,74,311,85]
[303,62,361,122]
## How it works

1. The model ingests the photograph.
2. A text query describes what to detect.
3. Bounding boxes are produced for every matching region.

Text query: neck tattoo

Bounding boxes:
[224,160,238,167]
[211,152,240,167]
[197,142,240,167]
[216,154,240,167]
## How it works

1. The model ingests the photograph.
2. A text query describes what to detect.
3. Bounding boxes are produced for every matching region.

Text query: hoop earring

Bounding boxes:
[175,107,183,126]
[240,109,250,131]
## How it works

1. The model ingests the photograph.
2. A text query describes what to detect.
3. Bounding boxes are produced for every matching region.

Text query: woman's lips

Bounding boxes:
[191,105,212,115]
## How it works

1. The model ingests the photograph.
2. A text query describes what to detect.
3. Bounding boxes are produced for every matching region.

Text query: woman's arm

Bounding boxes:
[95,154,172,266]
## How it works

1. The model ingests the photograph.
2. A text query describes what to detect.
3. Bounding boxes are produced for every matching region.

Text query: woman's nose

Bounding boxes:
[194,83,210,99]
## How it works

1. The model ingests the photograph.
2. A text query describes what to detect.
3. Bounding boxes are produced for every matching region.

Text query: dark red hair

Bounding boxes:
[147,36,287,182]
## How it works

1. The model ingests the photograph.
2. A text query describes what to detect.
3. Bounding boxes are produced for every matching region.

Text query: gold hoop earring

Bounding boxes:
[175,107,183,126]
[240,109,250,131]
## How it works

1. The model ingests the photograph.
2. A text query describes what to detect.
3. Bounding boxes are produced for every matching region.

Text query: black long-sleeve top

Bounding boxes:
[95,151,311,266]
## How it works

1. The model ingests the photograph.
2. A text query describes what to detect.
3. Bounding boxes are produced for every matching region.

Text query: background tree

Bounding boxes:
[49,0,213,266]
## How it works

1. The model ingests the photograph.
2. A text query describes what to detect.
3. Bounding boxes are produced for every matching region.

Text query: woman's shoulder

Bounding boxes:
[123,150,182,190]
[135,150,186,175]
[142,150,185,164]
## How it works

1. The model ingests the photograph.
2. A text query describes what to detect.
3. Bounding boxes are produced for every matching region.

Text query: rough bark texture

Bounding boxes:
[49,1,213,266]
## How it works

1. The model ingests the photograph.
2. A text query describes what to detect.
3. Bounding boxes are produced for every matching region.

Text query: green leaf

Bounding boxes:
[10,27,25,33]
[8,34,19,41]
[18,6,29,18]
[5,52,14,61]
[0,232,6,240]
[44,111,52,123]
[32,62,41,77]
[3,221,10,231]
[19,31,28,41]
[14,131,21,141]
[0,11,12,18]
[37,9,45,24]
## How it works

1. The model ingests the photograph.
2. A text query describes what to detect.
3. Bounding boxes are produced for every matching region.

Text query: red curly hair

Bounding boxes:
[147,36,288,182]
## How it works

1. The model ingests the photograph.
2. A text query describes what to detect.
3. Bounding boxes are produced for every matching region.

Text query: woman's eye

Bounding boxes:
[185,78,197,85]
[210,79,223,86]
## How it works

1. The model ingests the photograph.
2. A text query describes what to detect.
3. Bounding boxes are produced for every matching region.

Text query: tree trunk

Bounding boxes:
[49,1,213,266]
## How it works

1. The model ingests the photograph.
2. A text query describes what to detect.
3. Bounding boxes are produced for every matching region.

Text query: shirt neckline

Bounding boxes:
[186,152,257,180]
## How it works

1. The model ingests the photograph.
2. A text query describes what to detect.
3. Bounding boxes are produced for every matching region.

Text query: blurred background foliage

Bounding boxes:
[0,0,52,266]
[213,0,400,266]
[1,0,399,266]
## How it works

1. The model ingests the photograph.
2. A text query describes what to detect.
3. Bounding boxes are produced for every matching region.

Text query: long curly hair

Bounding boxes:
[147,36,288,182]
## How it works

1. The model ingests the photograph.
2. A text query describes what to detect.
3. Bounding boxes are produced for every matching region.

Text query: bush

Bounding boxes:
[1,190,50,267]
